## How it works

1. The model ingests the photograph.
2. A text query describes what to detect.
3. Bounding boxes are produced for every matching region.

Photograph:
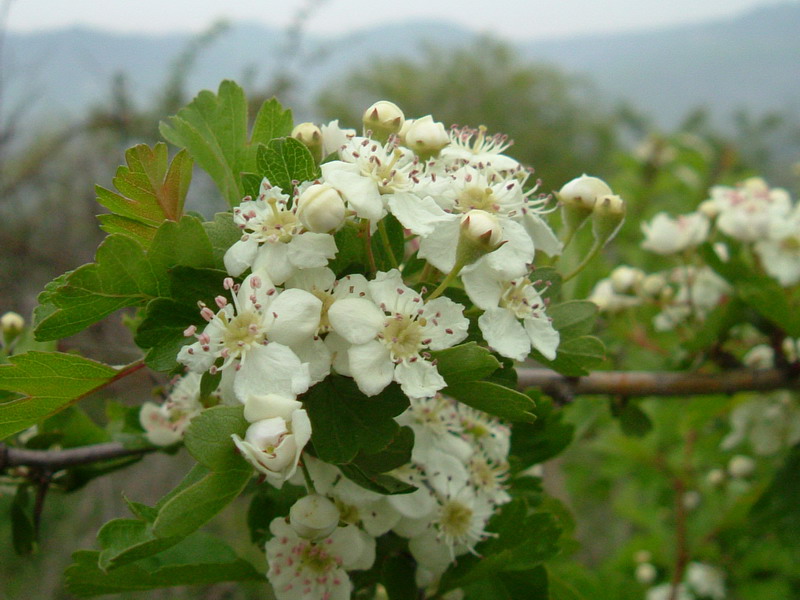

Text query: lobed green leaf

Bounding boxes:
[444,380,536,423]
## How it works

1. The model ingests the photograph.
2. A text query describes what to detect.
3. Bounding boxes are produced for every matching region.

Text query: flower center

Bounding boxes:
[439,499,473,539]
[381,315,425,360]
[499,279,539,319]
[456,186,498,213]
[255,206,298,243]
[222,311,265,355]
[299,543,336,575]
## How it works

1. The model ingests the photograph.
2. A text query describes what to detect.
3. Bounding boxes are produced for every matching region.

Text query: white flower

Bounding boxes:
[224,179,337,284]
[266,519,375,600]
[685,562,726,600]
[753,205,800,286]
[440,125,520,172]
[641,212,709,255]
[395,395,472,465]
[463,263,559,361]
[646,584,694,600]
[727,454,756,479]
[321,136,420,223]
[636,563,657,585]
[139,372,205,446]
[231,409,311,487]
[177,274,321,401]
[320,120,357,157]
[710,177,792,242]
[328,269,468,397]
[589,279,642,313]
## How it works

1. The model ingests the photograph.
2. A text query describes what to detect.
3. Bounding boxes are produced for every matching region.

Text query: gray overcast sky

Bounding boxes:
[5,0,791,40]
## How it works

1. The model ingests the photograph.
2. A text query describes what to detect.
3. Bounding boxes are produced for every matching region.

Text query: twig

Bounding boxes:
[0,441,155,471]
[517,367,800,399]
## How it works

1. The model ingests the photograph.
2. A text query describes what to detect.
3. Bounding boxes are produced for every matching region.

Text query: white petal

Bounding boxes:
[243,394,302,422]
[223,236,258,277]
[291,336,332,385]
[328,297,384,344]
[322,162,385,221]
[253,242,293,285]
[462,263,504,309]
[234,343,311,401]
[478,308,530,361]
[418,217,460,273]
[394,359,446,398]
[265,288,322,346]
[524,314,560,361]
[387,192,449,236]
[421,297,469,350]
[285,266,336,292]
[287,232,337,269]
[524,212,563,257]
[481,219,534,279]
[348,340,394,396]
[324,331,352,376]
[368,269,420,315]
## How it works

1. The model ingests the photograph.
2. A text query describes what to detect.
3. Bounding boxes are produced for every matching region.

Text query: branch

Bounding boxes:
[517,367,800,400]
[0,442,156,471]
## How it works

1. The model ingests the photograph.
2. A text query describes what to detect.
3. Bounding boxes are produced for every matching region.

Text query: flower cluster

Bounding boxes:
[165,100,577,599]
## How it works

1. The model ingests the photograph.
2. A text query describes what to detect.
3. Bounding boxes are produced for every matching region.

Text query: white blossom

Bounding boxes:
[641,212,709,255]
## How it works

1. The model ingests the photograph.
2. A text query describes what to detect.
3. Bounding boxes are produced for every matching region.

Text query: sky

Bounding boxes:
[4,0,792,40]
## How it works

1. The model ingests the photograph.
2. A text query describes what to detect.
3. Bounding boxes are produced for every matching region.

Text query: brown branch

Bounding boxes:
[0,441,155,471]
[517,367,800,399]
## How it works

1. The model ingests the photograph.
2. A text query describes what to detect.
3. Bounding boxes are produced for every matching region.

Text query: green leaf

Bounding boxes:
[338,464,416,495]
[66,536,263,597]
[440,501,561,592]
[34,217,215,341]
[750,443,800,545]
[152,468,252,539]
[613,401,653,437]
[255,137,321,193]
[533,335,605,377]
[462,566,549,600]
[302,376,409,464]
[203,212,242,270]
[97,519,181,570]
[444,381,536,423]
[372,215,405,272]
[159,81,248,207]
[96,143,192,247]
[11,485,36,555]
[250,97,294,153]
[381,554,418,600]
[430,342,502,385]
[182,406,249,471]
[353,426,414,473]
[736,277,800,337]
[0,352,120,440]
[548,300,598,340]
[510,396,574,470]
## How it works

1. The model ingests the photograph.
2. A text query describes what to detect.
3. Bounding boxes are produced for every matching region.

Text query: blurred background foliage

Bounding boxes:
[1,12,800,599]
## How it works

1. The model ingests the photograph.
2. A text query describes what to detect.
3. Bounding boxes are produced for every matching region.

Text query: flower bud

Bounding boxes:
[635,563,657,585]
[362,101,405,143]
[455,209,504,267]
[634,550,652,564]
[727,455,755,479]
[706,468,726,487]
[289,494,340,540]
[404,115,450,160]
[609,266,644,294]
[592,194,626,246]
[292,122,323,163]
[639,273,667,298]
[558,174,613,235]
[296,183,346,233]
[1,311,25,347]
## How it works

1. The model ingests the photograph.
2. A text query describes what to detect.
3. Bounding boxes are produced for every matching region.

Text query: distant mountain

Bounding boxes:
[3,3,798,130]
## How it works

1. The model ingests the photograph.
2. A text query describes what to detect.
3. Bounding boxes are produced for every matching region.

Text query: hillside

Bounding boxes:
[3,3,798,129]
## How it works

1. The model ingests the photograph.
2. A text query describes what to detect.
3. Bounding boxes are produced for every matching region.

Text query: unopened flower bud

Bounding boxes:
[610,266,644,294]
[636,563,657,585]
[292,122,324,163]
[289,494,340,540]
[727,455,755,479]
[558,174,613,235]
[639,273,667,298]
[682,490,701,510]
[706,468,726,487]
[404,115,450,160]
[296,183,346,233]
[455,209,504,266]
[634,550,652,564]
[363,101,404,143]
[592,194,626,246]
[1,311,24,346]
